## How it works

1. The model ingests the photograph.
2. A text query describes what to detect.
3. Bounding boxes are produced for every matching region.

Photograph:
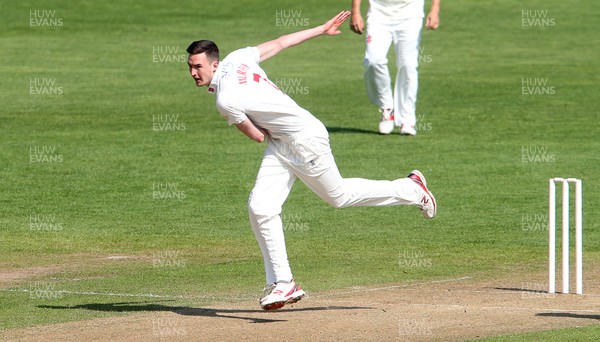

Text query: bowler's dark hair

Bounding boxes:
[186,40,220,61]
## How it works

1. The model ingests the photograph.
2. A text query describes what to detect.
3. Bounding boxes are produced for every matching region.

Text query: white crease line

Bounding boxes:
[0,288,254,301]
[311,276,474,298]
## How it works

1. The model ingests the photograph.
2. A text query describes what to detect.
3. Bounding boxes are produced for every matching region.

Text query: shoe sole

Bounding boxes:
[261,290,306,311]
[408,170,437,219]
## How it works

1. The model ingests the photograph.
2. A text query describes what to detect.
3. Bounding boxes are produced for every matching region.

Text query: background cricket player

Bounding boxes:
[187,10,437,311]
[350,0,440,135]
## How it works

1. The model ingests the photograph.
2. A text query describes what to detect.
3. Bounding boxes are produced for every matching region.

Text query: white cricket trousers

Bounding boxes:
[248,124,424,284]
[363,17,423,127]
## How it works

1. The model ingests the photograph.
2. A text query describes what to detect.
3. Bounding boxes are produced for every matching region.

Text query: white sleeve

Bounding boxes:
[216,93,248,126]
[247,46,260,63]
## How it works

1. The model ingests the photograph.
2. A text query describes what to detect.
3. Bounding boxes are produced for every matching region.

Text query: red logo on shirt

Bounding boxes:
[367,35,372,44]
[237,64,249,84]
[253,73,282,93]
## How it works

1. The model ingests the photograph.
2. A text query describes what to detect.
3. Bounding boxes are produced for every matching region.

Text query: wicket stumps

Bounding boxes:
[548,178,583,294]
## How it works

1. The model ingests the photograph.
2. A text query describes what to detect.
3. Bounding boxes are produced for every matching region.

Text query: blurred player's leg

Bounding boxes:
[248,143,296,285]
[364,23,395,133]
[364,23,394,109]
[393,18,422,135]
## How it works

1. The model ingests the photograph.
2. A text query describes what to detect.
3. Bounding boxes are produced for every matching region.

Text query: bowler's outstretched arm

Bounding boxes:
[257,11,350,62]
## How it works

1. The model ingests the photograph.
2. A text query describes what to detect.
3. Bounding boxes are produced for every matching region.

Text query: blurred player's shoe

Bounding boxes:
[259,280,305,311]
[400,124,417,136]
[407,170,437,219]
[378,108,395,134]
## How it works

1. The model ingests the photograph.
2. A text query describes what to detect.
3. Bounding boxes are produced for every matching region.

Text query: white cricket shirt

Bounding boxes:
[367,0,425,21]
[207,47,325,141]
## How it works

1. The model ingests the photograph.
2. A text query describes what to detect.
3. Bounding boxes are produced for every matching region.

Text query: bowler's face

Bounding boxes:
[188,53,218,87]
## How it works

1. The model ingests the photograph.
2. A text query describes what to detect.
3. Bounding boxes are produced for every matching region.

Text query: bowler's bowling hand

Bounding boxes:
[323,11,351,36]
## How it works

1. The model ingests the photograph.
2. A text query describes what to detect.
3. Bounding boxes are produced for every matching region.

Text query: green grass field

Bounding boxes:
[1,0,599,339]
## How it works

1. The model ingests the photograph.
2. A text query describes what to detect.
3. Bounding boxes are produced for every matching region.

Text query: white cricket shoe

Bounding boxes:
[378,108,395,135]
[407,170,437,219]
[259,280,305,311]
[400,124,417,136]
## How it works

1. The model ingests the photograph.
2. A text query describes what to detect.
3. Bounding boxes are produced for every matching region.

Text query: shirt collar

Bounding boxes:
[207,63,223,94]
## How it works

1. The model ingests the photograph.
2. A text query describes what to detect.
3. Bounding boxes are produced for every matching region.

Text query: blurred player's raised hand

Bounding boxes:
[425,11,440,30]
[322,11,351,36]
[349,12,364,34]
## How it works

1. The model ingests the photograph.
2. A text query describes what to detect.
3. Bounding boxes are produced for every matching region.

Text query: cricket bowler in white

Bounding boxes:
[350,0,440,135]
[187,11,436,311]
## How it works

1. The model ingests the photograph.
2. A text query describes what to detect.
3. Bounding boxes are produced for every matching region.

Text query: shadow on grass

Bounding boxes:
[536,312,600,320]
[38,301,374,324]
[326,126,380,135]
